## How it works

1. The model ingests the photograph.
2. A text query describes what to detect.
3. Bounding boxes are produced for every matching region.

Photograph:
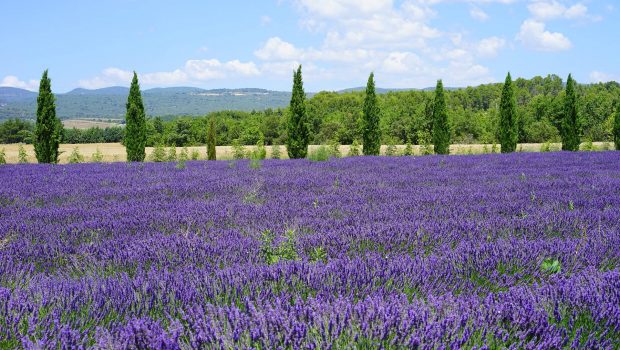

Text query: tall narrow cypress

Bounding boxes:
[207,117,217,160]
[614,101,620,150]
[34,70,62,163]
[561,74,580,151]
[499,72,518,153]
[287,65,309,159]
[432,79,450,154]
[124,72,146,161]
[362,72,381,155]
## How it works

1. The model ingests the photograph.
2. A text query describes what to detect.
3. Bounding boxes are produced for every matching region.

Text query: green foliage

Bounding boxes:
[91,148,104,162]
[385,141,398,156]
[67,147,84,164]
[259,229,300,265]
[308,145,331,162]
[166,146,177,162]
[150,144,166,162]
[207,117,216,160]
[309,246,327,263]
[124,72,147,162]
[18,144,28,163]
[287,65,309,159]
[179,147,190,162]
[175,157,186,170]
[63,126,123,144]
[231,139,246,159]
[499,72,518,153]
[329,140,341,158]
[190,149,200,160]
[432,80,450,154]
[403,142,413,156]
[250,136,267,160]
[541,258,561,274]
[562,74,580,151]
[417,130,433,155]
[0,118,33,144]
[34,70,62,163]
[249,158,262,170]
[615,102,620,150]
[271,145,282,159]
[0,148,5,164]
[581,138,594,151]
[362,72,381,155]
[541,141,552,152]
[348,139,361,156]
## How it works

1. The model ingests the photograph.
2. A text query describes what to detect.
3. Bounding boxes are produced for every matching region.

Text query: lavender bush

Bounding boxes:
[1,152,619,349]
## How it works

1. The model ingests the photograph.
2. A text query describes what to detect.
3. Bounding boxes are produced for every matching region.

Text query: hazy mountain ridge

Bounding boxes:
[0,85,442,120]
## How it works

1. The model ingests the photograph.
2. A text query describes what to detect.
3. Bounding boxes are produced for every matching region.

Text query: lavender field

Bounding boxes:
[1,153,619,349]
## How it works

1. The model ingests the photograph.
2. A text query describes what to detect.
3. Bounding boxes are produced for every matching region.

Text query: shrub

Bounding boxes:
[232,139,246,160]
[385,143,398,156]
[166,146,177,162]
[329,140,341,158]
[417,131,433,155]
[150,144,166,162]
[0,148,5,164]
[91,148,104,162]
[190,149,200,160]
[67,147,85,164]
[403,142,413,156]
[250,137,267,160]
[308,145,331,161]
[540,141,551,152]
[18,144,28,163]
[179,147,190,162]
[581,138,594,151]
[271,145,282,159]
[348,140,361,157]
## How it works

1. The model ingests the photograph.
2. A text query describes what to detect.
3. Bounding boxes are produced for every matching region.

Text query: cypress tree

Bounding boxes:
[362,72,381,155]
[124,72,147,161]
[432,79,450,154]
[499,72,518,153]
[287,65,309,159]
[614,101,620,150]
[561,74,580,151]
[34,70,62,163]
[207,117,216,160]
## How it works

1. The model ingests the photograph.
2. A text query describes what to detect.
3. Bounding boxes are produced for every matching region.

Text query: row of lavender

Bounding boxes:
[1,153,619,348]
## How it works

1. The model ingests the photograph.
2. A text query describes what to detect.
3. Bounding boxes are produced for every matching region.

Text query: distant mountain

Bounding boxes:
[0,87,37,103]
[66,86,129,95]
[0,85,456,121]
[0,87,294,121]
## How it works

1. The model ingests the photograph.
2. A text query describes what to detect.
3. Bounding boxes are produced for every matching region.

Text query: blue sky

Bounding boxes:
[1,0,618,92]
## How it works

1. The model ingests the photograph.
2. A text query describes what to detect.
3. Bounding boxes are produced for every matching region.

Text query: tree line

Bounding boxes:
[6,68,620,163]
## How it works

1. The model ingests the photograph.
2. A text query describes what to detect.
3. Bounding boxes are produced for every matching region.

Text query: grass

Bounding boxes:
[0,142,613,164]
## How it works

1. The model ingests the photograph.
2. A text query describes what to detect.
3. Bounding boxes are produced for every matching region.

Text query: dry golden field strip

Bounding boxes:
[62,119,121,129]
[0,142,613,164]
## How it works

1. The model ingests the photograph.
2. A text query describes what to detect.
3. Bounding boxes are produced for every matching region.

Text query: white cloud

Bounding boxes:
[527,1,598,21]
[79,59,259,89]
[589,71,620,83]
[254,37,302,60]
[477,36,505,57]
[469,7,489,21]
[0,75,39,91]
[516,19,572,51]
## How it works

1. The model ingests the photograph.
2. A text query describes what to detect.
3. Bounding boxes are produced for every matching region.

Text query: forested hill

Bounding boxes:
[0,87,294,120]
